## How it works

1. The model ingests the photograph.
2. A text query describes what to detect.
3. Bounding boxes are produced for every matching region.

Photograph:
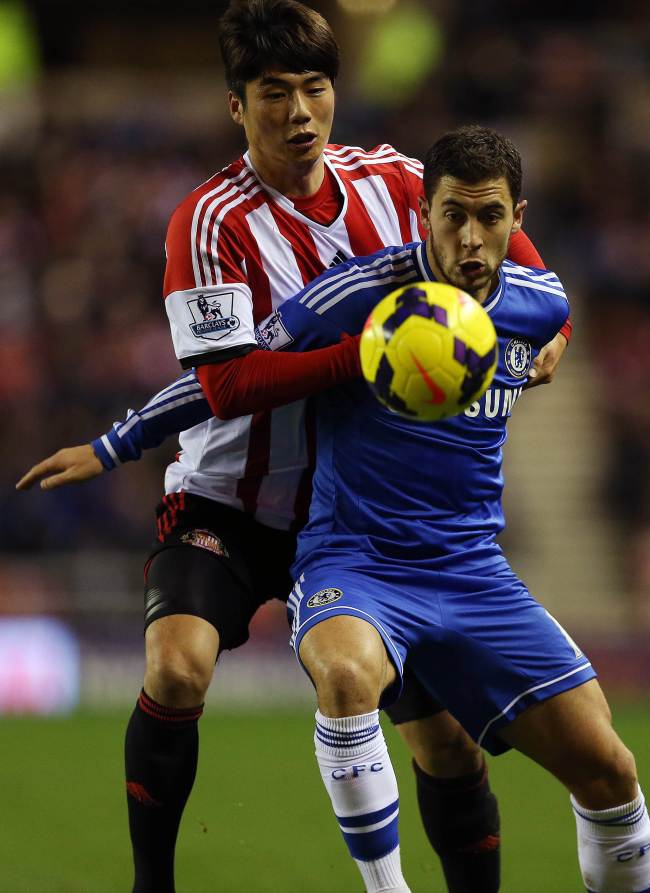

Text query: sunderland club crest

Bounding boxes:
[180,529,229,557]
[188,292,240,341]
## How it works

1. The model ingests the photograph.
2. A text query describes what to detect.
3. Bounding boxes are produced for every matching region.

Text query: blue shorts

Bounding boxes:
[287,553,596,755]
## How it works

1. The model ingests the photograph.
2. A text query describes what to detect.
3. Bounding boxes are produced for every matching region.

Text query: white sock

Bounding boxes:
[314,709,410,893]
[572,787,650,892]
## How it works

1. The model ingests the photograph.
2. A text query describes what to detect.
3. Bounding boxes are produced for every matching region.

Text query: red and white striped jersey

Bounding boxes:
[163,143,425,530]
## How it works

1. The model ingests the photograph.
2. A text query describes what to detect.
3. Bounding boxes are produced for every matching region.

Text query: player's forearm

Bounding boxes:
[197,336,362,420]
[92,372,211,470]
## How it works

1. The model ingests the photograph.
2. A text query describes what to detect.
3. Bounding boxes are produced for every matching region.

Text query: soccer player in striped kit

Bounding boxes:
[18,3,570,891]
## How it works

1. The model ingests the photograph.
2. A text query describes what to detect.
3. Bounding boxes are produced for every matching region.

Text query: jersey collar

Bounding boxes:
[413,241,504,315]
[242,150,349,232]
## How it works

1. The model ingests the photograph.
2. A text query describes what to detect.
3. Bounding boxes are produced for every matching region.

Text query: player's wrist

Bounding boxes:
[91,436,116,471]
[338,333,362,379]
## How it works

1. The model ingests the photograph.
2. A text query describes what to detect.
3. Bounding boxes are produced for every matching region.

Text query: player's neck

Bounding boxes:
[249,151,326,198]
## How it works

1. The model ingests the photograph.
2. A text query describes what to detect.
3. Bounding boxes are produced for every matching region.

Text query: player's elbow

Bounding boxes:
[196,363,243,420]
[211,398,244,421]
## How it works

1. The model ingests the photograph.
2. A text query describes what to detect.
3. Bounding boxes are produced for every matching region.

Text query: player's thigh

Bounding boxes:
[146,495,296,652]
[499,678,635,788]
[290,566,408,710]
[144,612,219,704]
[144,542,261,653]
[299,614,397,693]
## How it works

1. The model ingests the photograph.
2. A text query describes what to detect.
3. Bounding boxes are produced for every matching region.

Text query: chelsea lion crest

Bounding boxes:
[188,292,240,341]
[307,588,343,608]
[504,338,532,378]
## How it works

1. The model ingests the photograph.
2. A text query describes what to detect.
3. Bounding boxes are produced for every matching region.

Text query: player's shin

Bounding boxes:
[125,690,203,893]
[314,710,411,892]
[413,758,500,893]
[572,787,650,893]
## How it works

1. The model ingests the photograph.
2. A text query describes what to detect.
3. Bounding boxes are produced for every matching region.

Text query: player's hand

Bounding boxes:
[16,444,104,491]
[524,330,568,389]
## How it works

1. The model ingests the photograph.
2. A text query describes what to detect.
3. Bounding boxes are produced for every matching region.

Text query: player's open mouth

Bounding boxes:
[288,132,318,149]
[459,260,486,278]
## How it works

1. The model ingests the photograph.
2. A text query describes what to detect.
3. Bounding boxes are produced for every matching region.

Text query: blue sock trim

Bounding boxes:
[342,814,399,861]
[316,722,380,749]
[337,798,399,830]
[573,801,646,827]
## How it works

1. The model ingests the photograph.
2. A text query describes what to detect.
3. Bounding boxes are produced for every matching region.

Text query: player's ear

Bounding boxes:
[511,199,527,234]
[419,196,431,232]
[228,91,245,126]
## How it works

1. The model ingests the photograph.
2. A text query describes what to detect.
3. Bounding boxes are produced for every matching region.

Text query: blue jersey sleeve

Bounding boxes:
[254,300,347,353]
[254,246,415,352]
[91,371,211,470]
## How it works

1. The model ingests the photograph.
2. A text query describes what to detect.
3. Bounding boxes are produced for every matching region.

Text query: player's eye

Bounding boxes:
[265,91,286,101]
[445,211,464,223]
[479,209,504,224]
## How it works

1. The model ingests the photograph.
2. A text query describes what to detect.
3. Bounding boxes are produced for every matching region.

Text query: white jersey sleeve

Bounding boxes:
[162,177,258,368]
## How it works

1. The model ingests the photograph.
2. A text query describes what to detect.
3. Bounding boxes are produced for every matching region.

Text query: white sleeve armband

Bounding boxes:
[165,283,255,363]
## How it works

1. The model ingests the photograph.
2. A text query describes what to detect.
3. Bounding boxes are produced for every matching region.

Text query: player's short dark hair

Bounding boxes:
[218,0,340,100]
[423,125,523,205]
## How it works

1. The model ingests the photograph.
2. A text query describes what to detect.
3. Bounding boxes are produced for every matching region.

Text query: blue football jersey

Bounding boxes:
[253,241,569,570]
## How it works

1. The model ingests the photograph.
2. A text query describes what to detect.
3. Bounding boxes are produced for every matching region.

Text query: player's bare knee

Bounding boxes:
[608,743,638,794]
[401,713,482,776]
[436,718,477,754]
[430,725,481,771]
[571,739,638,808]
[311,656,383,716]
[596,732,636,781]
[299,617,391,715]
[145,646,213,707]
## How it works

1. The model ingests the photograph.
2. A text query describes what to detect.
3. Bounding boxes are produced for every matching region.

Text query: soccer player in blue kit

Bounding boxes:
[243,126,650,893]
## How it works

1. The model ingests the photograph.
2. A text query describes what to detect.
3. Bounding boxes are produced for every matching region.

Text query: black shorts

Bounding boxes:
[144,493,297,651]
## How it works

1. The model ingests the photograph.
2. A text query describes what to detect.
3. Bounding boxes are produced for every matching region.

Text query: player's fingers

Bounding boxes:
[40,457,103,489]
[537,354,556,382]
[530,345,550,376]
[523,354,550,390]
[15,456,61,490]
[39,468,79,491]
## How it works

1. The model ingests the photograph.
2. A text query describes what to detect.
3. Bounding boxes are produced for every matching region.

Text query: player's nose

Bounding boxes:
[288,91,311,123]
[461,220,483,250]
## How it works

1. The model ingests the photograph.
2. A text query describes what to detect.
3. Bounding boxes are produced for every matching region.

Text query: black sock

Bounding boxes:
[125,690,203,893]
[414,758,501,893]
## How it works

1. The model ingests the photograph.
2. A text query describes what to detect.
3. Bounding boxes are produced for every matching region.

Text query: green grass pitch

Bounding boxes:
[2,704,649,892]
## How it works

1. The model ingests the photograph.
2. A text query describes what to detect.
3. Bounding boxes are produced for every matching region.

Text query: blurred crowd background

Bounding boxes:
[0,0,648,710]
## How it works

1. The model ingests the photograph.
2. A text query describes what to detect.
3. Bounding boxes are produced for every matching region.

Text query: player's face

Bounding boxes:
[420,176,526,303]
[229,70,335,194]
